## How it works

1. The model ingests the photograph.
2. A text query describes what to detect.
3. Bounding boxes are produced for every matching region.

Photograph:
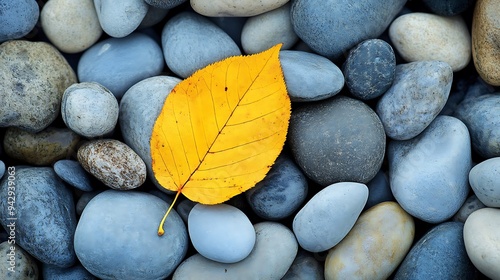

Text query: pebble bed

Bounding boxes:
[0,0,499,279]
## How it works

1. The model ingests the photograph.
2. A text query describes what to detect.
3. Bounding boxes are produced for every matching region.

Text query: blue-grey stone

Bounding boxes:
[376,61,453,140]
[0,167,77,267]
[282,250,324,280]
[421,0,474,16]
[280,50,344,102]
[161,11,241,78]
[42,263,96,280]
[78,33,164,99]
[0,161,4,180]
[394,222,476,280]
[454,94,500,158]
[289,96,386,186]
[469,157,500,207]
[0,0,39,42]
[74,190,187,279]
[54,160,93,191]
[364,170,394,210]
[343,39,396,100]
[176,199,196,224]
[290,0,406,60]
[94,0,148,38]
[389,116,471,223]
[245,154,308,220]
[145,0,187,9]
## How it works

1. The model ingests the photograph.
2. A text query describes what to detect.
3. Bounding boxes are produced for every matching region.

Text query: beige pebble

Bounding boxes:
[389,12,471,71]
[191,0,289,17]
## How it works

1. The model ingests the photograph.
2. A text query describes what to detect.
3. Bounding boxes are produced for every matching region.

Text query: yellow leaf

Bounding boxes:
[151,44,290,235]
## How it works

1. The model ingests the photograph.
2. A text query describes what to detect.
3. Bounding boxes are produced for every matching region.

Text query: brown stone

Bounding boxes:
[472,0,500,86]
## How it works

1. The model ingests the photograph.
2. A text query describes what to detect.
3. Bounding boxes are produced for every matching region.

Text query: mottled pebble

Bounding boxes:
[41,0,102,53]
[0,241,39,280]
[0,0,39,42]
[78,33,164,99]
[54,160,93,191]
[3,127,80,166]
[293,182,368,252]
[94,0,148,38]
[326,202,414,280]
[188,203,255,263]
[376,61,453,140]
[469,157,500,207]
[241,3,298,54]
[173,222,297,279]
[289,96,385,185]
[77,139,146,190]
[389,13,471,71]
[0,40,77,132]
[343,39,396,100]
[75,190,188,279]
[453,195,486,223]
[395,222,476,279]
[280,50,344,102]
[191,0,289,17]
[161,12,241,78]
[389,116,471,223]
[0,167,77,267]
[61,82,119,138]
[42,263,96,280]
[282,250,324,280]
[245,154,308,220]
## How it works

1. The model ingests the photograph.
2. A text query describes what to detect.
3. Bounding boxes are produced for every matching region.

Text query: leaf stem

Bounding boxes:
[157,189,182,236]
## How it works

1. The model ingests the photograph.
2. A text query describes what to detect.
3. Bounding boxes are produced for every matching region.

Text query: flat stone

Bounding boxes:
[469,157,500,207]
[0,40,77,132]
[326,202,414,280]
[191,0,289,17]
[54,160,93,191]
[376,61,453,140]
[389,13,471,71]
[389,116,471,223]
[94,0,148,38]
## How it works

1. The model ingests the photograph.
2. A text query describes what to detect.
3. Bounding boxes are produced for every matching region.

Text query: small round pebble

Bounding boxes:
[293,182,368,252]
[0,40,77,132]
[245,154,308,220]
[94,0,149,38]
[343,39,396,100]
[3,127,80,166]
[0,167,77,267]
[376,61,453,140]
[389,13,471,71]
[41,0,103,53]
[61,82,119,138]
[74,190,188,280]
[389,116,471,223]
[0,0,39,42]
[289,96,385,185]
[469,157,500,207]
[452,195,486,223]
[78,33,164,99]
[280,50,344,102]
[325,202,414,280]
[188,203,255,263]
[54,160,93,191]
[282,250,324,280]
[395,222,476,279]
[191,0,289,17]
[241,3,298,54]
[42,263,96,280]
[454,94,500,158]
[78,139,146,190]
[0,241,39,280]
[161,11,241,78]
[173,222,297,279]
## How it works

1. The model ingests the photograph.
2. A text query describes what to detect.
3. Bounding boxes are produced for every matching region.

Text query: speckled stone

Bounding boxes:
[389,13,471,72]
[454,94,500,158]
[191,0,289,17]
[41,0,103,53]
[0,0,39,42]
[94,0,148,38]
[289,96,385,185]
[472,0,500,86]
[0,40,77,132]
[145,0,186,9]
[326,202,414,280]
[452,195,486,223]
[396,222,476,279]
[3,127,80,166]
[343,39,396,100]
[464,208,500,280]
[376,61,453,140]
[77,139,146,190]
[282,250,324,280]
[421,0,475,16]
[0,242,39,280]
[469,157,500,207]
[42,263,96,280]
[54,160,93,191]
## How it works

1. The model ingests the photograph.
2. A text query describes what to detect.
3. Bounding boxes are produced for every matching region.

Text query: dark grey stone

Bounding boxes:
[282,250,324,280]
[145,0,187,9]
[421,0,475,16]
[364,170,394,210]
